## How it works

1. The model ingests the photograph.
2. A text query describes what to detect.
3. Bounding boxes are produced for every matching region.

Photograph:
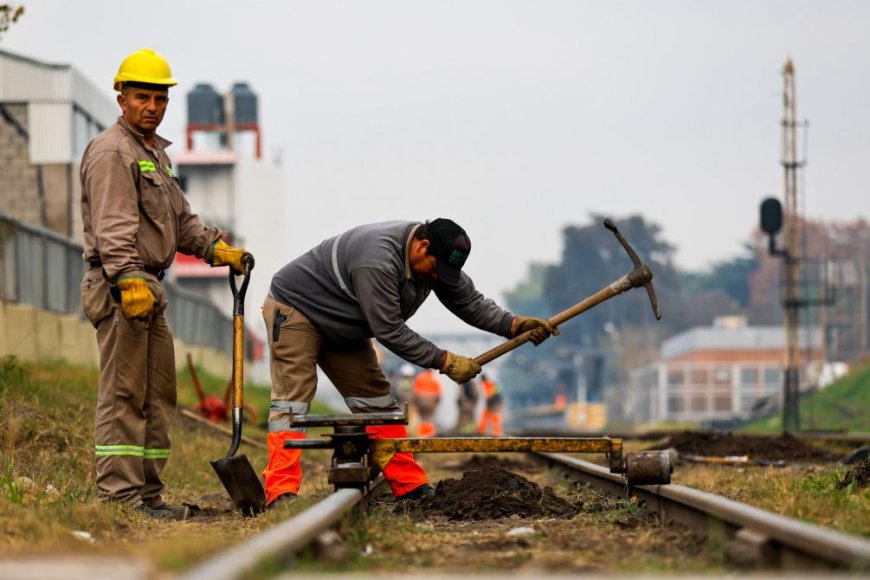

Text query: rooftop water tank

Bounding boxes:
[230,82,258,125]
[187,83,224,126]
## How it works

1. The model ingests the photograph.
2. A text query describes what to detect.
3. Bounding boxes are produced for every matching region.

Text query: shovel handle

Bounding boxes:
[229,255,255,316]
[227,255,254,458]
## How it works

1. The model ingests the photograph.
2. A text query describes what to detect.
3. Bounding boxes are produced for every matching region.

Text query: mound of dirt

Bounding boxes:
[837,461,870,490]
[650,431,839,463]
[406,468,578,521]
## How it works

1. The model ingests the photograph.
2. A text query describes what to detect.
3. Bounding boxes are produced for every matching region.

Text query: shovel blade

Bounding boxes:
[210,453,266,516]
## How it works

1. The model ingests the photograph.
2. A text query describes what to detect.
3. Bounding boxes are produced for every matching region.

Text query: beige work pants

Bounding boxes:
[81,268,175,507]
[262,295,428,498]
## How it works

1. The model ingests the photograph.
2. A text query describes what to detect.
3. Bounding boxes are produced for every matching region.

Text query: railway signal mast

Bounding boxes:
[780,59,802,433]
[759,58,809,433]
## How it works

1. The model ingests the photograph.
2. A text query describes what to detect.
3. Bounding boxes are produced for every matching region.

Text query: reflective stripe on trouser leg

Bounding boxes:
[366,424,428,496]
[264,431,305,505]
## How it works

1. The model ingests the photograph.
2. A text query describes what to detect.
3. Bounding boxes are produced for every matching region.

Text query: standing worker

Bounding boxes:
[411,368,442,437]
[80,48,250,520]
[455,377,479,434]
[261,219,557,507]
[477,374,504,436]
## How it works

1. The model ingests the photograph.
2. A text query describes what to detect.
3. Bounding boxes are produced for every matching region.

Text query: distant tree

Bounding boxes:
[0,3,24,40]
[542,214,682,348]
[681,243,759,322]
[503,263,550,318]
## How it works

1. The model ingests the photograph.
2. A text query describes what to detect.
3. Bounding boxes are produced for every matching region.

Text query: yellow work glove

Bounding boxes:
[439,352,482,384]
[513,316,559,345]
[117,277,156,322]
[211,239,251,274]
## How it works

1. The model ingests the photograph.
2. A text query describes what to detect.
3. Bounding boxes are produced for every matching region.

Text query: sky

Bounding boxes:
[4,1,869,333]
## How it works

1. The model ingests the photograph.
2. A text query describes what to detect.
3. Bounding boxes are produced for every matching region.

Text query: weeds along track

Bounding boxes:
[539,453,870,571]
[182,451,870,578]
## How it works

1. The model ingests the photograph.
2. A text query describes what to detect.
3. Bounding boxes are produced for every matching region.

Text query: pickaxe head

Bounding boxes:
[603,218,662,320]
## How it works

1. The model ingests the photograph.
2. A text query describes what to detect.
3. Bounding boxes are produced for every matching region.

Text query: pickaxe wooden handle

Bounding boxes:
[474,218,661,366]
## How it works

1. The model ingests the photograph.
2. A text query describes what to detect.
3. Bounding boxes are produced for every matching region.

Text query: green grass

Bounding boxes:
[676,463,869,536]
[0,355,335,569]
[741,362,870,433]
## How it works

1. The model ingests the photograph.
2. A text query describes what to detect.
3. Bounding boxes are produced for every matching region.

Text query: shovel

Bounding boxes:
[210,254,266,516]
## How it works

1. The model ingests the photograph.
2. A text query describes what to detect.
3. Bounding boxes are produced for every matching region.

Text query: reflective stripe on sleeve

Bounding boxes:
[331,232,357,301]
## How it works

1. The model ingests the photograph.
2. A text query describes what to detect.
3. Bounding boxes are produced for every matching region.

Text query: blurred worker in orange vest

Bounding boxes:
[412,368,442,437]
[455,377,479,434]
[477,374,504,436]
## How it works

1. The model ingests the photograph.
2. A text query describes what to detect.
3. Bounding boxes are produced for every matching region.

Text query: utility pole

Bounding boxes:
[781,58,802,432]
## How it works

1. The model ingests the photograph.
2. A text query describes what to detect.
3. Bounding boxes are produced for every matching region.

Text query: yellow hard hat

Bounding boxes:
[113,48,178,91]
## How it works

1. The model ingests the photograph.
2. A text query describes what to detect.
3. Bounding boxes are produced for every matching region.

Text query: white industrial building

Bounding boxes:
[622,317,828,427]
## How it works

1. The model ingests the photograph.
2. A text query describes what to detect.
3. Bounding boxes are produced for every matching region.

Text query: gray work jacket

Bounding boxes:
[270,221,515,368]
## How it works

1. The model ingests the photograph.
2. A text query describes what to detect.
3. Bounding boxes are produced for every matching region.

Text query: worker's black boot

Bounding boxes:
[135,502,188,521]
[267,492,297,510]
[397,483,435,501]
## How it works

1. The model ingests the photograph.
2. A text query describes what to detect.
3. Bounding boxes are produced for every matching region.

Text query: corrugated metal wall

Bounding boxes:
[28,103,72,163]
[0,52,66,101]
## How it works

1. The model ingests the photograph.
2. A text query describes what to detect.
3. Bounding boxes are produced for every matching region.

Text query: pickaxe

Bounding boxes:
[474,218,661,365]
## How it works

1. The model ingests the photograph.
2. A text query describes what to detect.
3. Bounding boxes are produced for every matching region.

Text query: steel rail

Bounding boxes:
[540,452,870,571]
[181,477,384,580]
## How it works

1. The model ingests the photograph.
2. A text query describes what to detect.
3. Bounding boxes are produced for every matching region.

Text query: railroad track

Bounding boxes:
[180,451,870,578]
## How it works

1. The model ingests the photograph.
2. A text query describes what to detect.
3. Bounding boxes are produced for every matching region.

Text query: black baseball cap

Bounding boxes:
[427,218,471,286]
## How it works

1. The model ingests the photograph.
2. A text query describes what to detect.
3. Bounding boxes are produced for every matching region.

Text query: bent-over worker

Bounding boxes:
[261,218,557,507]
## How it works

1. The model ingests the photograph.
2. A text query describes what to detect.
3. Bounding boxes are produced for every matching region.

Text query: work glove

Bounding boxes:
[512,316,559,345]
[439,352,482,384]
[117,277,156,324]
[210,239,252,275]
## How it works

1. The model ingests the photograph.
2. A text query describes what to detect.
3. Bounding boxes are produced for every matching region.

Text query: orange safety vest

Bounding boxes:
[481,379,497,399]
[412,370,442,397]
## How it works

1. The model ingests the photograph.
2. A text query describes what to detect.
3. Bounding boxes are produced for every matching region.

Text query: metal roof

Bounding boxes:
[0,48,117,163]
[661,325,823,359]
[0,48,115,126]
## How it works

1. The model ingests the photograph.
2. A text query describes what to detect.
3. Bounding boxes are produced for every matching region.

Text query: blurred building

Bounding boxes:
[0,48,115,238]
[169,82,285,374]
[624,316,827,427]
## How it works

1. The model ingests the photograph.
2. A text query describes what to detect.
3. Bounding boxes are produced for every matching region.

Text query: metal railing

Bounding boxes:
[0,212,232,356]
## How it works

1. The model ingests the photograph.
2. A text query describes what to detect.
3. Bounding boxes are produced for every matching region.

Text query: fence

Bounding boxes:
[0,212,232,356]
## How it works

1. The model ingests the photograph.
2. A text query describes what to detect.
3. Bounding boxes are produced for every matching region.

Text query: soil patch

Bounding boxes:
[837,460,870,490]
[405,468,579,520]
[650,431,838,463]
